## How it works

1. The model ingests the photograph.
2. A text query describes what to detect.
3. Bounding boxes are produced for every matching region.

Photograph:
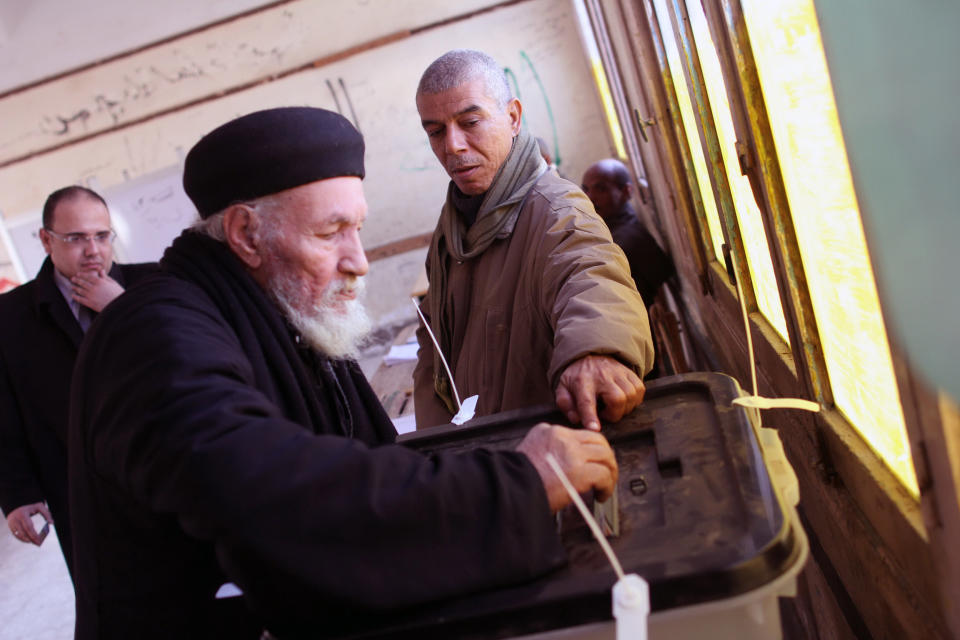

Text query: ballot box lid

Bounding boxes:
[348,372,803,639]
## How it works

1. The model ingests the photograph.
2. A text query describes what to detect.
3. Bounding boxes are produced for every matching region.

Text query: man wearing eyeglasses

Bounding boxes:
[0,185,155,583]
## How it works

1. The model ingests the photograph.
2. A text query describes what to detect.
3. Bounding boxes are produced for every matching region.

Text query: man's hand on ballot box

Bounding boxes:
[555,354,645,431]
[517,424,618,513]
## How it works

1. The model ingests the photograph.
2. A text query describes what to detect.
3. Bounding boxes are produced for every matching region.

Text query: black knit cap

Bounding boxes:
[183,107,365,218]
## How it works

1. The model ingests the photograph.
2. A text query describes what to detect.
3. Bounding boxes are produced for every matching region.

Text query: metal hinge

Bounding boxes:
[634,107,656,143]
[735,140,753,175]
[914,440,941,527]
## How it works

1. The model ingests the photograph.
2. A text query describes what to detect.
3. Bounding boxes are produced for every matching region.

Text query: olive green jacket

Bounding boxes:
[414,170,653,428]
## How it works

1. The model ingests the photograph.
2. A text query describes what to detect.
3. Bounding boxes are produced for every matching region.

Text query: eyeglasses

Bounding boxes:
[44,228,116,246]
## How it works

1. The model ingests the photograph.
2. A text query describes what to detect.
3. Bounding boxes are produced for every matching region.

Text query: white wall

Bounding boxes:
[0,0,617,326]
[0,0,275,93]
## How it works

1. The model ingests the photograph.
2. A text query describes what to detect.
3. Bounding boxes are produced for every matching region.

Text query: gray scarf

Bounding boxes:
[426,128,547,413]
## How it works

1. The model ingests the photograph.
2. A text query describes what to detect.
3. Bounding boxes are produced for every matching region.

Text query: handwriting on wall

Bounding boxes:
[325,77,361,132]
[0,0,504,166]
[40,44,285,138]
[2,0,603,242]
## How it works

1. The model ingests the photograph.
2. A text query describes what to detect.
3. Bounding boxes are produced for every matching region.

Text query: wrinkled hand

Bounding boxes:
[517,423,618,512]
[71,269,124,312]
[555,355,645,431]
[6,503,52,546]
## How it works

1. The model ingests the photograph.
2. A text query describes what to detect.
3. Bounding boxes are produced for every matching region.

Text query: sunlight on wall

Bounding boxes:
[572,0,627,160]
[742,0,917,496]
[591,60,627,160]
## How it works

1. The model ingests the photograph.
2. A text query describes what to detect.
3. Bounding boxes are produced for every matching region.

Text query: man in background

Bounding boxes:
[68,107,617,639]
[581,158,674,309]
[535,136,556,171]
[0,186,154,581]
[536,135,569,180]
[413,49,654,430]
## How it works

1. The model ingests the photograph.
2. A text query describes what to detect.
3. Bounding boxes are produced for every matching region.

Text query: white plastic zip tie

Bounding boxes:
[411,298,477,424]
[544,453,649,640]
[728,253,820,422]
[732,396,820,412]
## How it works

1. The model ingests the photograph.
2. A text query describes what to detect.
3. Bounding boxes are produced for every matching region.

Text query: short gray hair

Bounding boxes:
[191,210,227,241]
[190,194,285,243]
[416,49,512,109]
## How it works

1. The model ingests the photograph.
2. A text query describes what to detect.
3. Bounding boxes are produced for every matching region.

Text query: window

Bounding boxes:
[741,0,917,495]
[573,0,628,160]
[650,0,724,261]
[683,0,788,341]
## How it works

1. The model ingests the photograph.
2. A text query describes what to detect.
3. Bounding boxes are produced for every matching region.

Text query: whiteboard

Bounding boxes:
[104,164,198,264]
[5,212,45,280]
[0,215,27,289]
[3,165,196,279]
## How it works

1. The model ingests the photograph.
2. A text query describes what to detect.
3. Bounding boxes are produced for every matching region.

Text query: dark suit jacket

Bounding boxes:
[605,203,675,308]
[0,256,156,576]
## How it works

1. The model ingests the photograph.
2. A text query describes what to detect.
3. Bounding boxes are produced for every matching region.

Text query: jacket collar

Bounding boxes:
[31,257,127,348]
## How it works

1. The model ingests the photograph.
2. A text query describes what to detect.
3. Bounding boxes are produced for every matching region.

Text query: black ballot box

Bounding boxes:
[351,372,808,639]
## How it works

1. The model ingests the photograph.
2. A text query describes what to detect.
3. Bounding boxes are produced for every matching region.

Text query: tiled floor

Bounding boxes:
[0,522,74,639]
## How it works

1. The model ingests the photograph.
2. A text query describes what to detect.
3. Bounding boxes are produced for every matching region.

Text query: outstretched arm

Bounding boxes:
[555,354,645,431]
[539,191,653,427]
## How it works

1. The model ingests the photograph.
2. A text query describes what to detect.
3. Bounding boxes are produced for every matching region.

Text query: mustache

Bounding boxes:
[445,157,481,172]
[327,277,365,300]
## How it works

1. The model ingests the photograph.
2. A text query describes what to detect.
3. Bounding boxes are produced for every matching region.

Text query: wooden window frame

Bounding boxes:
[581,0,714,297]
[579,0,960,636]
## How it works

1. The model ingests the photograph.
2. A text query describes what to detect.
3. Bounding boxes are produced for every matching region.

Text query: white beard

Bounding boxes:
[271,275,372,360]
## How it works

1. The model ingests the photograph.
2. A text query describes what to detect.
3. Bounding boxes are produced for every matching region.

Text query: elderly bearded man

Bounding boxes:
[67,107,619,639]
[413,50,654,430]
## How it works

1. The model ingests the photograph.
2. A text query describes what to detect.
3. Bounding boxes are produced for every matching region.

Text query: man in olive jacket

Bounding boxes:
[414,49,654,429]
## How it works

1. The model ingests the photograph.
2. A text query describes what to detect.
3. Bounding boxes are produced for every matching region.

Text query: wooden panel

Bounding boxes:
[365,232,433,263]
[900,372,960,637]
[793,542,861,640]
[597,0,693,267]
[704,257,946,629]
[591,0,955,636]
[698,275,947,639]
[613,0,715,339]
[361,250,427,329]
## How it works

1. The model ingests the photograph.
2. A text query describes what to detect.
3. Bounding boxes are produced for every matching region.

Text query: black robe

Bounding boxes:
[605,203,674,309]
[0,257,155,579]
[68,232,564,639]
